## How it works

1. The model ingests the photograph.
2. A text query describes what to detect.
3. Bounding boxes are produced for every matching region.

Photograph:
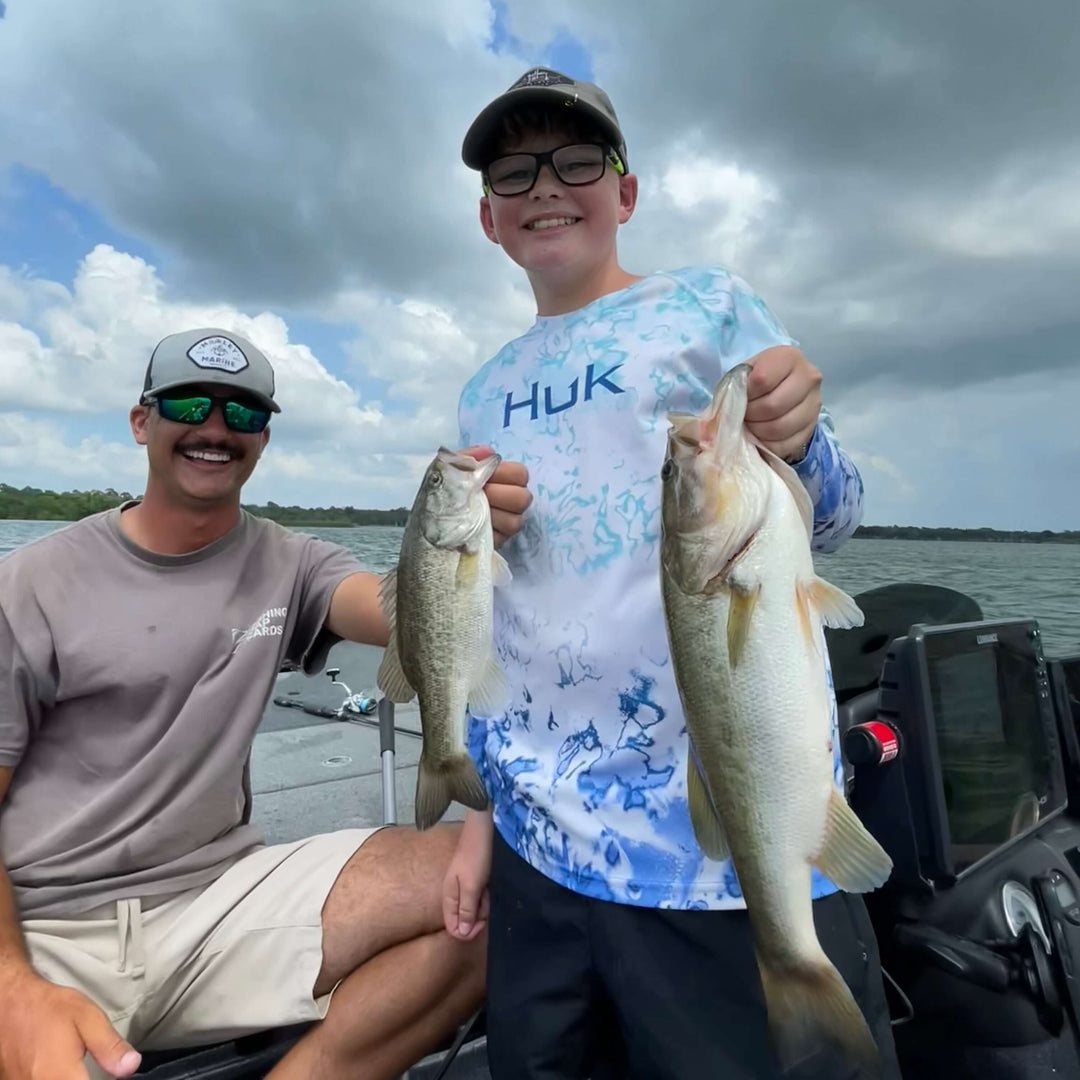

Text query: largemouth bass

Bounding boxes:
[659,364,893,1071]
[377,448,511,829]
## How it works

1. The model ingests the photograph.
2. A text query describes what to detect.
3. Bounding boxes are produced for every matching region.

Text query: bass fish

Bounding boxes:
[659,364,893,1070]
[377,448,510,829]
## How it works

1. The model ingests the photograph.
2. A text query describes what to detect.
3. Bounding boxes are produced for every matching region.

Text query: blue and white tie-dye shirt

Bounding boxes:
[458,266,864,910]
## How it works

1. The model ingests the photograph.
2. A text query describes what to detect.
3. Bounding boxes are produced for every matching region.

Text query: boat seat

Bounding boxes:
[133,1024,311,1079]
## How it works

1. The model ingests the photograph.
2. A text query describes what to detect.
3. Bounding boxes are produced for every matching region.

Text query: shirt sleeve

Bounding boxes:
[286,538,367,675]
[790,407,865,553]
[0,599,46,770]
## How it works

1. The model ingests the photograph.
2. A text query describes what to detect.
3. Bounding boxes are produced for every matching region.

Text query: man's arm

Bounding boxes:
[324,572,391,647]
[0,766,143,1079]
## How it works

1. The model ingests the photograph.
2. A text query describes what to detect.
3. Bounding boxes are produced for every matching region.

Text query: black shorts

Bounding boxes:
[486,833,901,1080]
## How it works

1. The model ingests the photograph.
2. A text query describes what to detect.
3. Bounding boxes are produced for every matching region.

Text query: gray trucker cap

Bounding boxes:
[141,328,281,413]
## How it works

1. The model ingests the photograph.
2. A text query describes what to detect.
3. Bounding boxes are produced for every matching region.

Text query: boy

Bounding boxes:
[444,68,899,1079]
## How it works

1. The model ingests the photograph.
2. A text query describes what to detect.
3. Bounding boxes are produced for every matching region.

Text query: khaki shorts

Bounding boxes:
[23,829,380,1076]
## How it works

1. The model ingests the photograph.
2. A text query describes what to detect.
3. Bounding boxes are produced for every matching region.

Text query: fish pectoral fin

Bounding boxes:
[375,631,416,704]
[726,584,761,668]
[491,550,512,587]
[804,577,863,630]
[687,751,730,861]
[794,582,820,654]
[455,549,478,588]
[468,651,510,716]
[813,788,893,893]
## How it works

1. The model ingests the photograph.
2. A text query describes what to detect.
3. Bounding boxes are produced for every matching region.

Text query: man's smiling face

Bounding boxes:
[131,383,270,509]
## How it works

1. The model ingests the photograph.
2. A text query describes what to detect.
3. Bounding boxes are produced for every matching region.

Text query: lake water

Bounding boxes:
[3,520,1079,657]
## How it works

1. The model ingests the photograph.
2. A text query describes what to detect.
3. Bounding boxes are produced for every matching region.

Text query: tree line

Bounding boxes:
[0,484,408,527]
[1,484,1076,541]
[852,525,1080,544]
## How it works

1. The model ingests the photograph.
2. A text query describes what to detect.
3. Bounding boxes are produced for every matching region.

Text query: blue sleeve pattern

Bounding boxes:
[792,407,864,553]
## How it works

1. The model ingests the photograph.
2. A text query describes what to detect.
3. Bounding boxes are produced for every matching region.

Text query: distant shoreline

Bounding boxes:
[0,485,1075,542]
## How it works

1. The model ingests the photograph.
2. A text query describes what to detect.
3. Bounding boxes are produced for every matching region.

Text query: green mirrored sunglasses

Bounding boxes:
[153,392,271,434]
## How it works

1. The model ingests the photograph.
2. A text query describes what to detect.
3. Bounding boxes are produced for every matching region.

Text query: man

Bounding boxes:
[0,328,530,1080]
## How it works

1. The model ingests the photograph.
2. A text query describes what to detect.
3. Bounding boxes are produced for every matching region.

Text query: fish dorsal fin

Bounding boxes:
[753,438,813,541]
[492,550,512,587]
[687,745,731,861]
[375,569,415,703]
[813,788,893,892]
[468,650,510,716]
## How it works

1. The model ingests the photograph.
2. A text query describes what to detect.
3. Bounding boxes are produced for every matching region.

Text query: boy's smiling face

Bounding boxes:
[479,128,637,285]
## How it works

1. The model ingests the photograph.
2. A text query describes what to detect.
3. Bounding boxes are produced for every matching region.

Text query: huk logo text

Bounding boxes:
[503,363,625,428]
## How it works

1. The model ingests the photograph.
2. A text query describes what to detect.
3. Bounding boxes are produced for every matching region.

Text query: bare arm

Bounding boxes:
[0,765,142,1079]
[325,571,391,647]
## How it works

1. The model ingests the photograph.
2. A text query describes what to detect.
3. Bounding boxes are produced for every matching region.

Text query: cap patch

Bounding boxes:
[187,335,249,373]
[511,67,573,90]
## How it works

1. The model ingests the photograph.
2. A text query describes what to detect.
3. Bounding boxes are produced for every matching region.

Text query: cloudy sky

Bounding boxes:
[0,0,1077,528]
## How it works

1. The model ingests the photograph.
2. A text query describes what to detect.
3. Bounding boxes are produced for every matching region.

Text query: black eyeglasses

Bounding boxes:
[483,143,625,197]
[149,391,272,434]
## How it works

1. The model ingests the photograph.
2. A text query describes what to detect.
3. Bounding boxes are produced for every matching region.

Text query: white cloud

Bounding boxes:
[0,413,145,487]
[910,158,1080,259]
[0,244,516,507]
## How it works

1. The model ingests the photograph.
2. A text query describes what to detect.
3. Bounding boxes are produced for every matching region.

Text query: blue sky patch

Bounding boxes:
[0,166,159,284]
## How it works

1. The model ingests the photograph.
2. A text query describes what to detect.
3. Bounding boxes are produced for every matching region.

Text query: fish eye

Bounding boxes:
[661,460,676,482]
[429,471,443,487]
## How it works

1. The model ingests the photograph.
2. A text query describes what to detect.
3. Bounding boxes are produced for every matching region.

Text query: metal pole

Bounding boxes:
[379,696,397,825]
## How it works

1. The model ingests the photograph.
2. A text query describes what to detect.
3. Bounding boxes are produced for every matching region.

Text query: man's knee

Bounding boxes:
[321,824,463,928]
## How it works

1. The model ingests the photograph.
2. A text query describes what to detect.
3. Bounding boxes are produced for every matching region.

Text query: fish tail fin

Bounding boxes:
[415,751,488,830]
[758,954,880,1075]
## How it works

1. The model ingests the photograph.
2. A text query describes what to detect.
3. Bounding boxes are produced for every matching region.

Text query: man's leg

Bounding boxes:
[267,823,486,1080]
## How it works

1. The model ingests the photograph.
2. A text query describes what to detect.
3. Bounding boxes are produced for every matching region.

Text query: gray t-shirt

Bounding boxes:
[0,506,363,918]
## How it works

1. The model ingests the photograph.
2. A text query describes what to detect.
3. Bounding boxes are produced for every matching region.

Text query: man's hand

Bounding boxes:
[459,446,531,547]
[0,971,141,1080]
[744,346,822,462]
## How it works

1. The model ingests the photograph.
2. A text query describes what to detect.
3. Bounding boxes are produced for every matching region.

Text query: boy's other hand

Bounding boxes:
[443,809,493,941]
[460,446,532,547]
[744,346,823,462]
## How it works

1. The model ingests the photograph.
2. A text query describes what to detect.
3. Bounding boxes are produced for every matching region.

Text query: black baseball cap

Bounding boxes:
[462,66,627,171]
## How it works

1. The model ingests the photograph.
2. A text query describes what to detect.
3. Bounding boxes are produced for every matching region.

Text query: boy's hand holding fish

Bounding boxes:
[745,345,824,463]
[459,446,532,546]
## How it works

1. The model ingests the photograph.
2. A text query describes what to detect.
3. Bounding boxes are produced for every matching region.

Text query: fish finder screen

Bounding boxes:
[927,636,1056,872]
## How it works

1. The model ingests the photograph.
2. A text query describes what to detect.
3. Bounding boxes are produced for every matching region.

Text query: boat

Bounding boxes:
[113,583,1080,1078]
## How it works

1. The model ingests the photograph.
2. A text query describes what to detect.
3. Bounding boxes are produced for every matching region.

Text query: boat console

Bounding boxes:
[829,595,1080,1078]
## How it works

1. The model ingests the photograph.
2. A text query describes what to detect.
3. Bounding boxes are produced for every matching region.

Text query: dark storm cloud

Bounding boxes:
[0,0,1077,400]
[550,0,1080,394]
